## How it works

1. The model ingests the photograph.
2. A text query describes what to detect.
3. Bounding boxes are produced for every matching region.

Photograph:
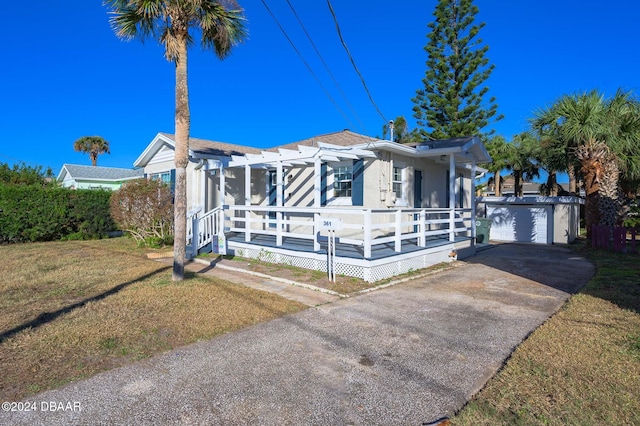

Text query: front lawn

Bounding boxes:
[0,238,305,400]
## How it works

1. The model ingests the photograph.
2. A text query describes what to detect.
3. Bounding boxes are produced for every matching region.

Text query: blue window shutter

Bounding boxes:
[445,170,450,207]
[352,159,364,206]
[268,171,276,205]
[321,163,327,206]
[458,173,464,208]
[170,169,176,193]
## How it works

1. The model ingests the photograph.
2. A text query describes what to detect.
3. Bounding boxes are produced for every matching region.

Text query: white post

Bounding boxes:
[395,209,402,252]
[471,159,477,243]
[449,154,456,242]
[419,209,426,247]
[201,162,207,211]
[314,156,321,207]
[328,231,336,282]
[276,162,283,246]
[364,209,372,258]
[219,163,226,236]
[245,164,251,243]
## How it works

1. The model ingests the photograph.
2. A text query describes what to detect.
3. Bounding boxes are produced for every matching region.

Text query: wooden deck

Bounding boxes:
[226,232,470,261]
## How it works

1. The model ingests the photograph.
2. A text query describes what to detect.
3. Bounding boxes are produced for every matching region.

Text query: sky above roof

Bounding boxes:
[1,1,638,177]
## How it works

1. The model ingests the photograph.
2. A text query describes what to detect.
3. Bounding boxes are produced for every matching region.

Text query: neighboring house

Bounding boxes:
[57,164,144,190]
[484,176,541,196]
[134,130,491,282]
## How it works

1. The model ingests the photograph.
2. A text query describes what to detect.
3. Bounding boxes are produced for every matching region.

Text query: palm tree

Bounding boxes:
[530,106,575,196]
[541,89,640,236]
[105,0,247,281]
[74,136,110,166]
[505,133,539,197]
[483,135,509,196]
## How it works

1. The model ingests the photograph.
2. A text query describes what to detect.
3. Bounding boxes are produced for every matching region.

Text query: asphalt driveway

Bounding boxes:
[4,243,594,425]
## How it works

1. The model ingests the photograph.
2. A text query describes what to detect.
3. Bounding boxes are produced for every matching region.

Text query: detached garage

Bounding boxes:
[477,196,583,244]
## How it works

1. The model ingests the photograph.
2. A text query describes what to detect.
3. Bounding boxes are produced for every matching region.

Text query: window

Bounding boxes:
[391,164,407,205]
[333,164,352,198]
[150,171,175,192]
[392,166,403,199]
[151,171,172,185]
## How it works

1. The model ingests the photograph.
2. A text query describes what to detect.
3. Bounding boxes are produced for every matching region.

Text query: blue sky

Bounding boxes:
[1,1,638,179]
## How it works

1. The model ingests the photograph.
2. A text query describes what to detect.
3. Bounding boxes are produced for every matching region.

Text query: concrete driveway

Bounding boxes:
[5,244,594,426]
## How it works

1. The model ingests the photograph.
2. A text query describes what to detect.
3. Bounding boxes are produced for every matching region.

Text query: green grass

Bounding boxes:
[0,238,305,400]
[451,239,640,425]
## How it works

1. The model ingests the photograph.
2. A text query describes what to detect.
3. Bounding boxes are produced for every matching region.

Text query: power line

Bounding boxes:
[326,0,388,124]
[259,0,355,129]
[284,0,367,134]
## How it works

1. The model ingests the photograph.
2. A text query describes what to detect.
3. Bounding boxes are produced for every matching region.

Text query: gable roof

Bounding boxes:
[134,133,261,167]
[271,129,380,151]
[57,164,144,183]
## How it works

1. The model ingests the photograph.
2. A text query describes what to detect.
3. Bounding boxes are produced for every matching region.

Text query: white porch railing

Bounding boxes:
[187,206,224,258]
[224,206,472,257]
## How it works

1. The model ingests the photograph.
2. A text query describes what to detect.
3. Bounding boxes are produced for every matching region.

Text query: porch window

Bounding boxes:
[333,164,352,198]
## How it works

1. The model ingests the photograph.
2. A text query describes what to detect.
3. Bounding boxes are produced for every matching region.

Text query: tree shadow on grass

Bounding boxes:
[0,266,171,344]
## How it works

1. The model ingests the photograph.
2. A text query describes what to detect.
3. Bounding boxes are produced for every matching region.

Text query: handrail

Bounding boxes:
[187,206,224,258]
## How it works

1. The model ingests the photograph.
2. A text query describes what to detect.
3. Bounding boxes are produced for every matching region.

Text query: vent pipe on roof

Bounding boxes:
[389,120,394,141]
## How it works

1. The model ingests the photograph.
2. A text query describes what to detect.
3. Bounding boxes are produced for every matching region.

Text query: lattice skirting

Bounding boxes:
[227,242,471,282]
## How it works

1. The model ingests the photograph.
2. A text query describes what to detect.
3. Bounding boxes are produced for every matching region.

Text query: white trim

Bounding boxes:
[134,133,175,168]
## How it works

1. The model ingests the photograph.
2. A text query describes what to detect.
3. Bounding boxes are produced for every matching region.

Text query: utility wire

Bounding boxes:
[285,0,367,134]
[259,0,355,129]
[326,0,388,124]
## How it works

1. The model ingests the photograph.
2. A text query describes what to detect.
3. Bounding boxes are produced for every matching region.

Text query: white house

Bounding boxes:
[134,130,491,282]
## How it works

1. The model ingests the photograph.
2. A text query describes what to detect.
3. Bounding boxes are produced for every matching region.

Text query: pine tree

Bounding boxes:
[412,0,502,140]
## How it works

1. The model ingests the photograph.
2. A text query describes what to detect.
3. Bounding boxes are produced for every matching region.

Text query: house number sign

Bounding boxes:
[319,218,343,231]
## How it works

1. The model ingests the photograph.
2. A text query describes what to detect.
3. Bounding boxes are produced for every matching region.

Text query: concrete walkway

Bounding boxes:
[5,244,594,426]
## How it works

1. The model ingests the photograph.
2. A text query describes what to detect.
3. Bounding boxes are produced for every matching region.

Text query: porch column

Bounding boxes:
[276,161,283,246]
[314,156,321,207]
[314,157,322,252]
[471,159,477,243]
[219,163,226,239]
[200,163,207,211]
[245,164,251,243]
[449,154,456,242]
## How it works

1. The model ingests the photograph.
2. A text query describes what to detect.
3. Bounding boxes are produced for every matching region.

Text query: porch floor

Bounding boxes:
[226,232,471,260]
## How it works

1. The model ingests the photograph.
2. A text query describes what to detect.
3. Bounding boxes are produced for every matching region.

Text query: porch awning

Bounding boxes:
[227,142,376,168]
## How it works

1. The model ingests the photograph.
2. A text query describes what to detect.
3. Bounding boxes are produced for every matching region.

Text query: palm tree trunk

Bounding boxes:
[547,170,558,196]
[514,172,522,197]
[173,36,190,281]
[568,163,576,194]
[495,170,501,196]
[580,159,602,239]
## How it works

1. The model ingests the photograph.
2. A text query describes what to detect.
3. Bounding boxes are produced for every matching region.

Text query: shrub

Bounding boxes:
[110,179,173,246]
[0,162,54,187]
[0,186,115,243]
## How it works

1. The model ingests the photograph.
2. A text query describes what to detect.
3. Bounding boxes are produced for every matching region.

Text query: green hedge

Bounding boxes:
[0,185,116,243]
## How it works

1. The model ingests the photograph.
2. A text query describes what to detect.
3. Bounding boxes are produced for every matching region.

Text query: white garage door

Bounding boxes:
[486,205,552,244]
